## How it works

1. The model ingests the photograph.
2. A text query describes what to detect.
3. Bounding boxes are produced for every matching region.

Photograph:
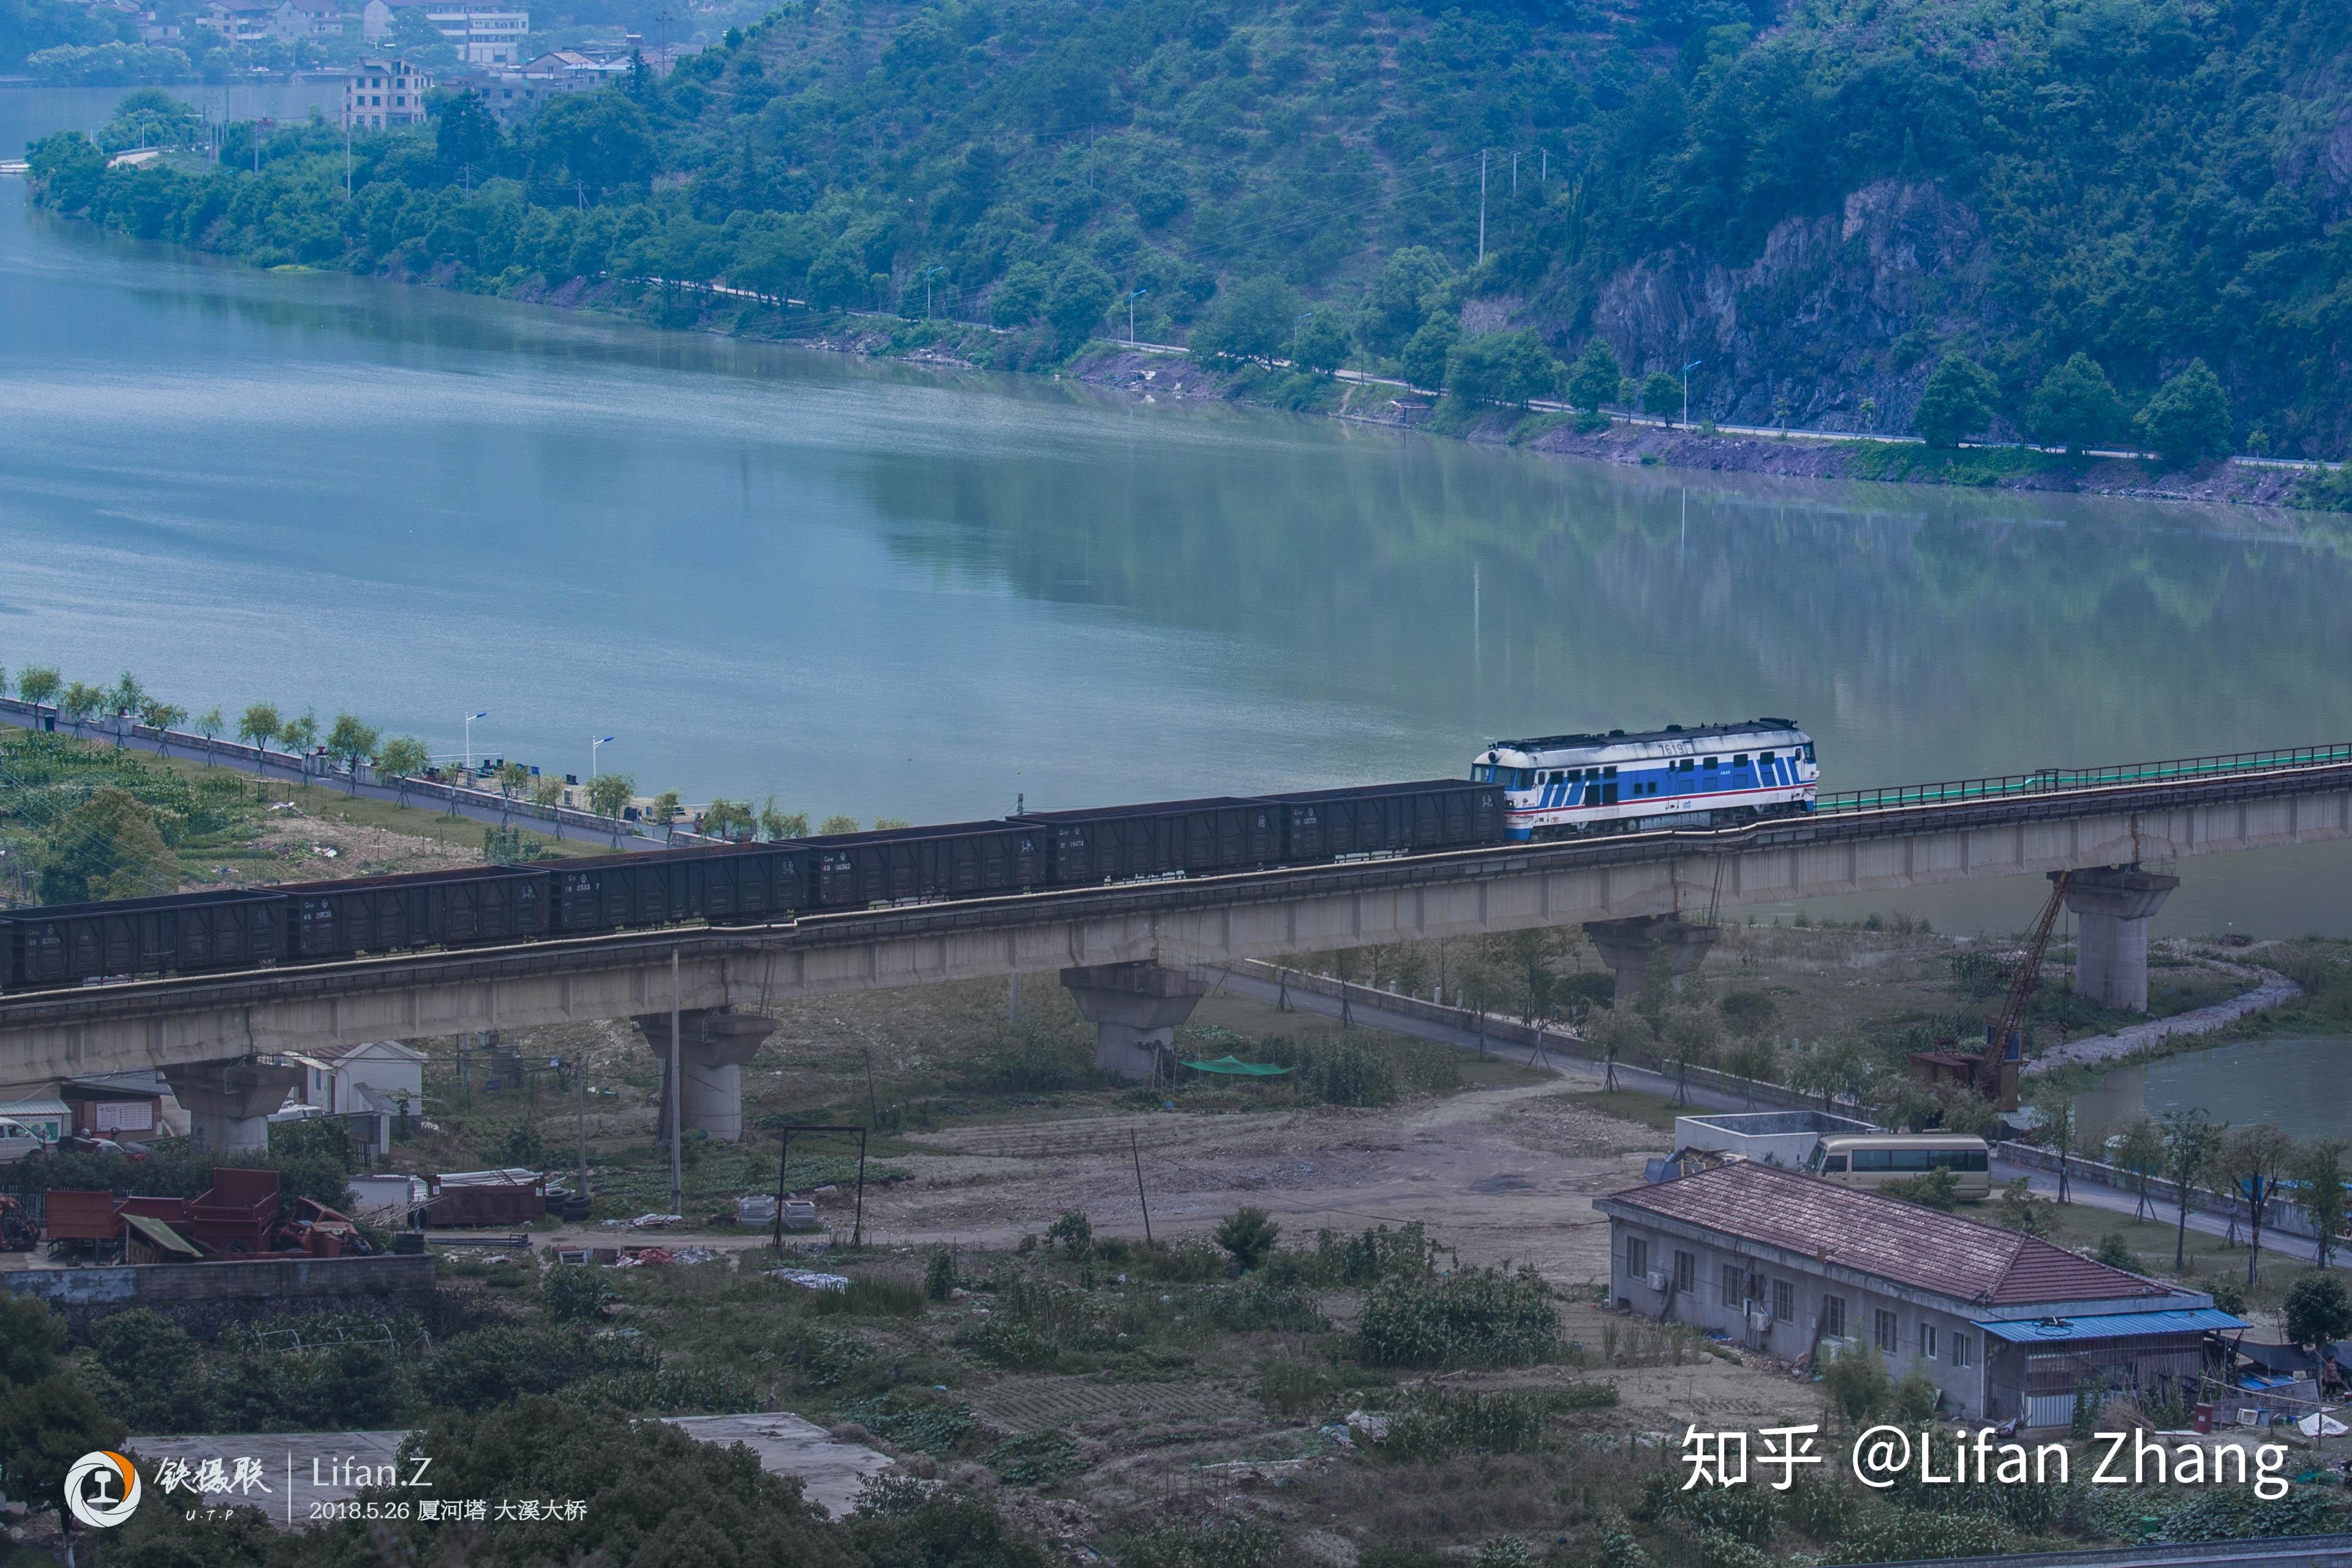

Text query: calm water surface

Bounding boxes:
[6,87,2352,938]
[2075,1037,2347,1144]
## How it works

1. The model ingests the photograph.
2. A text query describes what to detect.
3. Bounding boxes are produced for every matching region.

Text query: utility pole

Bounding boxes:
[344,123,351,196]
[668,949,682,1217]
[1541,148,1547,184]
[575,1052,589,1210]
[1512,150,1518,196]
[1477,149,1488,265]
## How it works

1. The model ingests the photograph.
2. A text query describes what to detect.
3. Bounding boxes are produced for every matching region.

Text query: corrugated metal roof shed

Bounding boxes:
[1597,1161,2177,1308]
[1973,1308,2244,1344]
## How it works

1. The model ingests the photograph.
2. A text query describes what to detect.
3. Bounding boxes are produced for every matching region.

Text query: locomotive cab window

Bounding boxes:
[1733,754,1748,767]
[1758,750,1775,763]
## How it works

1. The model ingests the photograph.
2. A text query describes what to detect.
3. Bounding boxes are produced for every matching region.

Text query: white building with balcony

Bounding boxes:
[342,57,433,128]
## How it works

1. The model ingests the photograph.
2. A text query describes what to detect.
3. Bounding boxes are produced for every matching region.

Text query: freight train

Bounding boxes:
[0,720,1814,994]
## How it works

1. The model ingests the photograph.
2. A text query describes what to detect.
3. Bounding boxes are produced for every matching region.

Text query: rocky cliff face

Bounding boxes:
[1587,180,1999,434]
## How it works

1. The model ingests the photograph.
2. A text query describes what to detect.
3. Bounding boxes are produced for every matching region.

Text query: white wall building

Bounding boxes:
[342,58,433,128]
[362,0,527,65]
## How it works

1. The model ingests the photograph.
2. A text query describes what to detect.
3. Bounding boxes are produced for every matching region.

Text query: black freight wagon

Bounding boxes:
[812,821,1047,910]
[2,888,286,989]
[549,843,811,932]
[290,864,551,960]
[1266,778,1503,860]
[1028,797,1280,884]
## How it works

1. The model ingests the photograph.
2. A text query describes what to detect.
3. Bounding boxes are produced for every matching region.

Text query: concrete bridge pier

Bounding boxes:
[1584,914,1721,1002]
[2058,865,2179,1012]
[1061,963,1209,1082]
[637,1007,777,1144]
[161,1059,303,1153]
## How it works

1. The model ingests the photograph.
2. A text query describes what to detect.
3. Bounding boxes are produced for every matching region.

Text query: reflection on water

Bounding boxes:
[2074,1037,2350,1144]
[5,87,2352,935]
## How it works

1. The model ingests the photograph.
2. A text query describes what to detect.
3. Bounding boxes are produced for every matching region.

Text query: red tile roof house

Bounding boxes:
[1593,1163,2242,1428]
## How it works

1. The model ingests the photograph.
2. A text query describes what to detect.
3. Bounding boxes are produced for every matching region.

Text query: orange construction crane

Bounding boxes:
[1977,869,2071,1107]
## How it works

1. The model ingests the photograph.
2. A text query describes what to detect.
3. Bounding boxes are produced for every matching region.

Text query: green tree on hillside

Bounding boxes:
[1193,275,1300,366]
[1357,245,1450,358]
[1640,371,1681,423]
[0,1297,124,1523]
[1043,258,1115,345]
[1400,317,1458,391]
[1914,354,1999,448]
[528,90,656,194]
[39,785,172,903]
[2026,353,2127,455]
[432,86,502,173]
[1566,341,1622,413]
[988,260,1049,327]
[1289,308,1353,375]
[2135,360,2232,469]
[1446,330,1559,407]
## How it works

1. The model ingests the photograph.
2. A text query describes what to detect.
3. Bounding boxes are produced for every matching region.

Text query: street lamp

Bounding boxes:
[1126,286,1147,344]
[920,265,944,320]
[1680,360,1702,428]
[462,711,488,772]
[590,735,616,783]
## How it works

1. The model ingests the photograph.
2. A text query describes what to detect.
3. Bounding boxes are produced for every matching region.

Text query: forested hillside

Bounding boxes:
[26,0,2352,456]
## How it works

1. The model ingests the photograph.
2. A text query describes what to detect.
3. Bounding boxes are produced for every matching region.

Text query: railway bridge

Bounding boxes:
[4,745,2348,1148]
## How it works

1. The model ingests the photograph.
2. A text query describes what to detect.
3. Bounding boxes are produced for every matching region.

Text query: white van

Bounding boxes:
[0,1117,54,1163]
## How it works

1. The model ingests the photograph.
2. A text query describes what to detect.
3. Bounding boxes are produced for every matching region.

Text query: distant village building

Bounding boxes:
[342,57,432,129]
[1594,1161,2240,1427]
[194,0,276,44]
[282,1039,424,1159]
[271,0,347,43]
[361,0,527,66]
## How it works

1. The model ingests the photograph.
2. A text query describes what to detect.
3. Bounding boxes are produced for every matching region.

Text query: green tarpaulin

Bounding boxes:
[1178,1055,1294,1077]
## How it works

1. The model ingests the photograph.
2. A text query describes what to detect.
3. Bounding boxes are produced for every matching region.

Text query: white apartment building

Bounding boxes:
[343,57,433,128]
[361,0,527,66]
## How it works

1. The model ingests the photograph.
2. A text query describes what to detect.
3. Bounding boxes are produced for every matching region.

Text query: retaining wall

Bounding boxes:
[1,1253,436,1339]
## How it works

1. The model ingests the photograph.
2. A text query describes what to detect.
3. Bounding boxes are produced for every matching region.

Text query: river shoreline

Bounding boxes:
[496,268,2334,510]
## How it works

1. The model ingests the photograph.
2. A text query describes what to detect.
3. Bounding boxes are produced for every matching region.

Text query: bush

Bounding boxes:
[2093,1232,2137,1272]
[926,1248,958,1301]
[1355,1265,1559,1368]
[1046,1208,1094,1260]
[1820,1343,1890,1423]
[1299,1044,1395,1106]
[846,1486,1055,1567]
[959,1317,1060,1368]
[982,1430,1082,1486]
[1382,1387,1602,1460]
[834,1393,979,1455]
[556,1364,758,1414]
[806,1276,927,1317]
[543,1265,614,1324]
[1215,1206,1281,1272]
[416,1324,654,1413]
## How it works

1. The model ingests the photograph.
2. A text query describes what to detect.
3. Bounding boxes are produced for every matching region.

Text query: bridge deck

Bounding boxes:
[3,752,2348,1078]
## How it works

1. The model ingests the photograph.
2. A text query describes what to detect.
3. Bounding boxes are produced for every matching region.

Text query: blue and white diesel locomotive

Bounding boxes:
[1473,718,1818,840]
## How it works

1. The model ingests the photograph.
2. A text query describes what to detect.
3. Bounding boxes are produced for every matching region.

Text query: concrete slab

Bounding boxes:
[125,1412,892,1525]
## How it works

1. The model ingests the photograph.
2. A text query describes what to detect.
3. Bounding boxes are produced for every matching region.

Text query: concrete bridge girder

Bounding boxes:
[3,786,2347,1082]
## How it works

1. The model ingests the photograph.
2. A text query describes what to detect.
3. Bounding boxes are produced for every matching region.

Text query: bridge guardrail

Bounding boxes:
[1817,742,2352,814]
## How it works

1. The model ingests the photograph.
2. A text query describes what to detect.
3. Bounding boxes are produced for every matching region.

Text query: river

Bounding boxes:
[6,85,2352,940]
[2074,1037,2346,1145]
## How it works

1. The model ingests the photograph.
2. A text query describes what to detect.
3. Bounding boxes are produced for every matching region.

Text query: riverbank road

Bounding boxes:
[0,705,671,853]
[1215,967,2347,1273]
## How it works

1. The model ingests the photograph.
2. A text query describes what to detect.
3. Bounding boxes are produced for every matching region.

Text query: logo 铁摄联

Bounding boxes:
[64,1450,142,1529]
